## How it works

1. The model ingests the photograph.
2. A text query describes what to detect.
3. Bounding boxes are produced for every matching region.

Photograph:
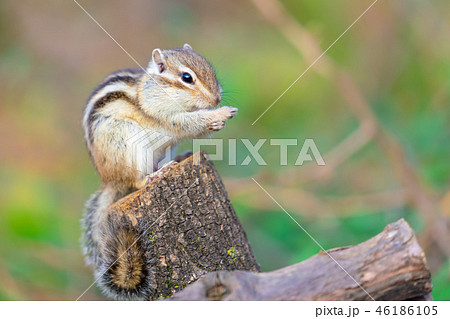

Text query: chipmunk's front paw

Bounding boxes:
[208,106,238,131]
[220,106,238,119]
[208,120,226,131]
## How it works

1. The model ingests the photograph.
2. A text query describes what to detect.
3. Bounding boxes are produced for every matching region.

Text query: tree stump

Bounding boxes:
[108,150,260,300]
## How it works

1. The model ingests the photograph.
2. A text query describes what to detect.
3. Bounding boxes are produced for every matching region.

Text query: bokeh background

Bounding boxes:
[0,0,449,300]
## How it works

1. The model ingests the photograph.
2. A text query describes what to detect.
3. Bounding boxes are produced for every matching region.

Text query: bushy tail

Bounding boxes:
[81,187,155,300]
[81,190,103,266]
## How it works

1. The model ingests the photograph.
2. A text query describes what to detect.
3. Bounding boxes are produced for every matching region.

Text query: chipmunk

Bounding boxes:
[81,44,237,300]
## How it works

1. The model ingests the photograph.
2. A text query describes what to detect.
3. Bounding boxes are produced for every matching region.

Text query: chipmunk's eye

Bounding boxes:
[181,72,193,84]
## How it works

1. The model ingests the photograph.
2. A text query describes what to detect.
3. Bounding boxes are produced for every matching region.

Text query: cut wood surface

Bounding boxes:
[107,150,260,300]
[171,219,432,300]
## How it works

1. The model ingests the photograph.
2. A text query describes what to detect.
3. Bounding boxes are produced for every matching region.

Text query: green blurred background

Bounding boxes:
[0,0,449,300]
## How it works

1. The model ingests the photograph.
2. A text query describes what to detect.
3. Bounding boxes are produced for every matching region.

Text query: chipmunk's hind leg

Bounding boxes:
[135,160,178,188]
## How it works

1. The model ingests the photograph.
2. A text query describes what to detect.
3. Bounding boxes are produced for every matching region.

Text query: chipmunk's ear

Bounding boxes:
[183,43,193,51]
[151,49,166,73]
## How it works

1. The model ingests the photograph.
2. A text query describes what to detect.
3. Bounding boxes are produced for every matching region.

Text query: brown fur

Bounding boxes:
[108,228,144,289]
[164,48,221,97]
[88,91,139,143]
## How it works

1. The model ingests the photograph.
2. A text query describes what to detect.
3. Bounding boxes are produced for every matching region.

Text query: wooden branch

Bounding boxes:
[107,151,260,300]
[171,219,432,300]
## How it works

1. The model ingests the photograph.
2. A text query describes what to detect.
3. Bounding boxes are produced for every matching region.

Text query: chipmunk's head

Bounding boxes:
[141,44,222,112]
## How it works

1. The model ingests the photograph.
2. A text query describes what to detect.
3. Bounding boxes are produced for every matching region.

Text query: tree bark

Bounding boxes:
[171,219,432,300]
[108,150,260,300]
